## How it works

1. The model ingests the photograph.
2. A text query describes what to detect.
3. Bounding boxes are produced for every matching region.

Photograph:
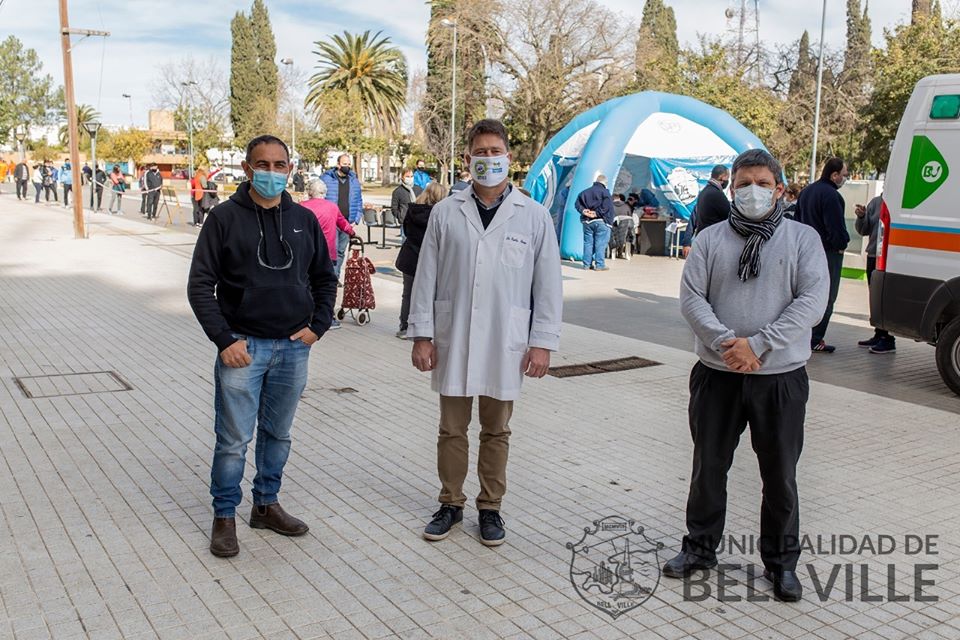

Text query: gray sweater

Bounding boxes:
[680,219,830,375]
[855,195,883,257]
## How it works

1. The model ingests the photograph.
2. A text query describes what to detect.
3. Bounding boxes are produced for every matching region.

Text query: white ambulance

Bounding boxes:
[872,74,960,395]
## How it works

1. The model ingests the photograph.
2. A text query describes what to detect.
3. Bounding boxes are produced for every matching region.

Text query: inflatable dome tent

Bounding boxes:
[523,91,767,261]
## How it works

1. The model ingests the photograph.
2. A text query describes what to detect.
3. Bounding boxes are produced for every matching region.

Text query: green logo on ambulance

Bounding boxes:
[903,135,949,209]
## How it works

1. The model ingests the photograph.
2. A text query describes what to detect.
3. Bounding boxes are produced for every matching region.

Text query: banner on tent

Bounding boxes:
[648,156,734,221]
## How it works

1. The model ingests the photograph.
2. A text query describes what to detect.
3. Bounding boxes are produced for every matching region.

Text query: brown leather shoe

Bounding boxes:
[249,503,309,536]
[210,517,239,557]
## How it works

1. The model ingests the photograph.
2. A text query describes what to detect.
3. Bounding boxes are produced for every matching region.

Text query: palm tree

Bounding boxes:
[58,104,101,147]
[306,30,408,134]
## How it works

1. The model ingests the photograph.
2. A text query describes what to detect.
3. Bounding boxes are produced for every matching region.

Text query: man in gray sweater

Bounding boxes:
[663,149,829,602]
[855,194,895,353]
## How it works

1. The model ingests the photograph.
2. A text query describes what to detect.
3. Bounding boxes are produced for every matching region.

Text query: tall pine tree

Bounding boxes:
[843,0,872,84]
[229,11,257,143]
[635,0,679,91]
[228,0,279,144]
[251,0,278,123]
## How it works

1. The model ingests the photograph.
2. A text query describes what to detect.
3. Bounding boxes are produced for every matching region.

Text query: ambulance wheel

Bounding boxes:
[357,311,370,325]
[336,308,346,321]
[935,317,960,396]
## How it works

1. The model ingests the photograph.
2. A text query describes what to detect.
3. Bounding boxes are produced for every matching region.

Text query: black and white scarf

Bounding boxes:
[727,200,784,282]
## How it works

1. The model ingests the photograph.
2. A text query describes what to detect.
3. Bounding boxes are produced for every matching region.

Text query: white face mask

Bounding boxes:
[469,155,510,188]
[403,177,414,188]
[734,184,776,221]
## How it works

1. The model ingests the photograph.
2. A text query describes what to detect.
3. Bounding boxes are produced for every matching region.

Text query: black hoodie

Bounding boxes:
[187,182,338,352]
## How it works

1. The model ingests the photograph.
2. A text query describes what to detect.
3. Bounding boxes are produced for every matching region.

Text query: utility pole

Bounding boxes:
[810,0,828,182]
[58,0,108,239]
[281,58,296,163]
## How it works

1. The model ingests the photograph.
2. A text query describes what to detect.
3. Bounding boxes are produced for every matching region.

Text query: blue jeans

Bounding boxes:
[582,221,611,268]
[333,228,350,279]
[211,336,311,517]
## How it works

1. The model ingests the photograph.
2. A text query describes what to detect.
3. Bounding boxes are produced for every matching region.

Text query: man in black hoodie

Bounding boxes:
[796,157,850,353]
[188,135,338,558]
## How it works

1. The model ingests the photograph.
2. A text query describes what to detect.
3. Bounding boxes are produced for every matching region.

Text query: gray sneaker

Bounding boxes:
[396,329,407,340]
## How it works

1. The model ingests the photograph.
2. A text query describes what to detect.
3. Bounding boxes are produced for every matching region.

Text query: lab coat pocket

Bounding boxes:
[501,233,530,268]
[508,306,531,353]
[434,300,453,346]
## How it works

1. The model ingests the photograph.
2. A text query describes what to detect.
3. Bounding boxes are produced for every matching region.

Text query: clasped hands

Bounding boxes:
[721,337,761,373]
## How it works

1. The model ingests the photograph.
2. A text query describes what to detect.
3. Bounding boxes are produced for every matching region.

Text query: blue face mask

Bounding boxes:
[251,170,288,199]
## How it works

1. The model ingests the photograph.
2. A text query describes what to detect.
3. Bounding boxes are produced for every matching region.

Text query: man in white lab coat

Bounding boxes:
[408,119,563,547]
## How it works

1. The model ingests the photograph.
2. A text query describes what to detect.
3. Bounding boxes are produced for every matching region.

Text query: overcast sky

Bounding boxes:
[1,0,926,128]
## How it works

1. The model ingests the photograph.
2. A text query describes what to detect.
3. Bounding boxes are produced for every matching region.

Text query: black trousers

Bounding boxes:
[146,191,160,218]
[44,183,58,201]
[399,272,414,330]
[811,251,843,344]
[866,257,892,340]
[681,362,809,572]
[90,186,103,209]
[140,192,147,213]
[16,179,28,199]
[63,183,72,206]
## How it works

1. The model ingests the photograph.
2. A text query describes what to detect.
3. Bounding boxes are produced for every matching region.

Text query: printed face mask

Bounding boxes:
[734,184,776,221]
[251,170,288,199]
[469,155,509,188]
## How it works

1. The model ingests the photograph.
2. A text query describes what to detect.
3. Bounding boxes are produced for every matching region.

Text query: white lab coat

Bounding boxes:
[408,186,563,401]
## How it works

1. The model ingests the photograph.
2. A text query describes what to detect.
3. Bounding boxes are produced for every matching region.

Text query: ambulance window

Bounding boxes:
[930,95,960,120]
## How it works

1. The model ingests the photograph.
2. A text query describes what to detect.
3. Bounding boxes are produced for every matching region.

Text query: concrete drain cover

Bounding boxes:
[13,371,133,399]
[548,357,661,378]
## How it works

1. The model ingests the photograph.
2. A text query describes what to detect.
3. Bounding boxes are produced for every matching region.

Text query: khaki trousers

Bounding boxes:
[437,395,513,511]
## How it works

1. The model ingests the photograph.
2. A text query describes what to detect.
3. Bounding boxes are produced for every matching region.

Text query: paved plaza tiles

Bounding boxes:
[0,197,958,639]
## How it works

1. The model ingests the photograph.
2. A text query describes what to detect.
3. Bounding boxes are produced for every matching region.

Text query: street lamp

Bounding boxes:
[281,57,296,164]
[441,18,458,187]
[14,123,28,162]
[81,120,102,211]
[809,0,828,181]
[181,80,198,180]
[122,93,133,127]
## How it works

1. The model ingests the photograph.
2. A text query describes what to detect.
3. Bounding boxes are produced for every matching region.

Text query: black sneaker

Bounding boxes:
[423,505,462,541]
[869,339,896,354]
[858,335,882,348]
[478,510,506,547]
[811,340,836,353]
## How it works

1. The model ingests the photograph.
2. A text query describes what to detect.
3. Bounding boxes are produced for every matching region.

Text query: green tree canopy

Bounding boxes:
[863,13,960,169]
[0,36,62,143]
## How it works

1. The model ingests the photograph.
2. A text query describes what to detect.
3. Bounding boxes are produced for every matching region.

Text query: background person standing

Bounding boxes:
[145,164,163,220]
[60,160,73,207]
[391,168,421,226]
[320,155,363,281]
[796,157,850,353]
[395,181,445,340]
[14,160,29,200]
[575,174,613,270]
[855,193,896,354]
[693,164,731,235]
[413,159,432,191]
